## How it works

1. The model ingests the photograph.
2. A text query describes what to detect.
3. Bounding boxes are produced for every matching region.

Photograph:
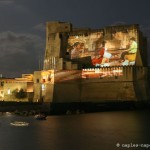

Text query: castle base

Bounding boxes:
[48,101,150,115]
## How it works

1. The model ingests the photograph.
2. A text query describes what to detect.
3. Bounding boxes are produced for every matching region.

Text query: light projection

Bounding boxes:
[68,29,138,67]
[82,67,123,78]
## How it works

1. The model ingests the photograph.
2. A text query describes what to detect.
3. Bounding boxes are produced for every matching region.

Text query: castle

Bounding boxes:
[1,21,150,112]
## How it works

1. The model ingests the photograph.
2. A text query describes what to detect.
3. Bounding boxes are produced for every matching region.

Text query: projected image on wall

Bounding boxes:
[68,29,138,67]
[68,32,104,59]
[82,67,123,78]
[104,30,138,66]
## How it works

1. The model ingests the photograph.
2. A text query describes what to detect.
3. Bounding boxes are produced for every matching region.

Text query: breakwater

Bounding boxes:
[0,101,50,114]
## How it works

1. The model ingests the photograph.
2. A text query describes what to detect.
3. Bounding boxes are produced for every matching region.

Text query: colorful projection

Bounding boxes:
[68,29,138,67]
[82,67,123,78]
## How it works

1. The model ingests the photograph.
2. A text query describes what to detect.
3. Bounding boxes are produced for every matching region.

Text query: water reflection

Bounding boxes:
[0,110,150,150]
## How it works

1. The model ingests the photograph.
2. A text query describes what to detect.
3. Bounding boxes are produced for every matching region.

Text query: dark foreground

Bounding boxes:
[0,110,150,150]
[1,101,150,115]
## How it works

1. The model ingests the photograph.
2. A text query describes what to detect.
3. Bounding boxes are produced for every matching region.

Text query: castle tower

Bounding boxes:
[43,22,72,70]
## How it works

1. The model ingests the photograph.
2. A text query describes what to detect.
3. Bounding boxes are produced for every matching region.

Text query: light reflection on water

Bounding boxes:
[0,110,150,150]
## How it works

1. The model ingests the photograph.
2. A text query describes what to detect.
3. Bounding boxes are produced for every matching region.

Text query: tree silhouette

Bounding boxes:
[13,88,27,99]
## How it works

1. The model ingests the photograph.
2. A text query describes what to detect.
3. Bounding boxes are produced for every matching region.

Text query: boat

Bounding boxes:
[10,121,29,127]
[34,114,46,120]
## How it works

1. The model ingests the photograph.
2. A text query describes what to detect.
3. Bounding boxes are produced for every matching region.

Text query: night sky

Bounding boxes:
[0,0,150,77]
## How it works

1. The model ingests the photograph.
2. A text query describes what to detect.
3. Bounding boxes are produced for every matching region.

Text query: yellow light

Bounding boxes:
[7,89,11,95]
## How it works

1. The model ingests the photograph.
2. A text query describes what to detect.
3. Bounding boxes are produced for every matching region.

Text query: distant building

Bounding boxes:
[0,74,34,102]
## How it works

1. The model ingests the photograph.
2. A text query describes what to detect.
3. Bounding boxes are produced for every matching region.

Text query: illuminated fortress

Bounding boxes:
[33,22,150,112]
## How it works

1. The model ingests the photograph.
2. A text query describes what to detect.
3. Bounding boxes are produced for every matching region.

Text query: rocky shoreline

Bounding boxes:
[0,101,50,115]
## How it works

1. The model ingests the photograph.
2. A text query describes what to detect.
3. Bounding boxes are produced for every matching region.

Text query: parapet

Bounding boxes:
[46,21,72,33]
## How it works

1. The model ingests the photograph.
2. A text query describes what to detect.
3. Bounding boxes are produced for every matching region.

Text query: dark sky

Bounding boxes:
[0,0,150,77]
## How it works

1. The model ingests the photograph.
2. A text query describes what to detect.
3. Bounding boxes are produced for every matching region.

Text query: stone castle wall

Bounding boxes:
[33,22,150,104]
[45,67,150,103]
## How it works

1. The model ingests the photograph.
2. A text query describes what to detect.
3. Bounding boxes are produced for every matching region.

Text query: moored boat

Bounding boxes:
[34,114,46,120]
[10,121,29,127]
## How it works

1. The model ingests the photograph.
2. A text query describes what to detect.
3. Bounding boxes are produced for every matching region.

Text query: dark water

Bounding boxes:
[0,110,150,150]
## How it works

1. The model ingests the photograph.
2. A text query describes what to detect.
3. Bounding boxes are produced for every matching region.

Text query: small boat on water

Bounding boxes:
[34,114,46,120]
[10,121,29,127]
